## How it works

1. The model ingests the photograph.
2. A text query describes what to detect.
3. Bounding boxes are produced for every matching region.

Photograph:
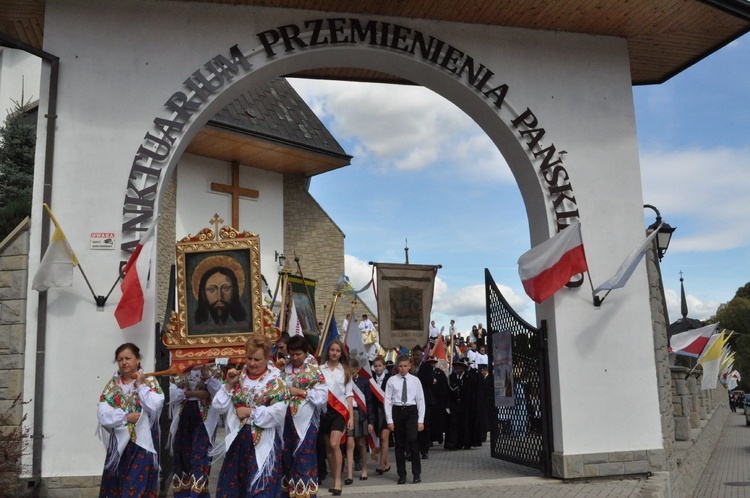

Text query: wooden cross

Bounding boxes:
[210,161,259,229]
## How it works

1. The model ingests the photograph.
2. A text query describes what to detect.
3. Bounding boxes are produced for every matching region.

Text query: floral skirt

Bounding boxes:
[215,425,282,498]
[99,439,158,498]
[173,401,212,497]
[281,411,319,498]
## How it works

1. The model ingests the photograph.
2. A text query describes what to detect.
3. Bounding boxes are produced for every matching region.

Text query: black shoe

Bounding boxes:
[413,475,422,483]
[332,489,342,496]
[344,478,353,485]
[421,453,428,459]
[397,476,407,485]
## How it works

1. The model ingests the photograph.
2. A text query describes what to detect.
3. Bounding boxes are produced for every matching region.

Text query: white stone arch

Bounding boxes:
[131,33,583,460]
[147,43,558,252]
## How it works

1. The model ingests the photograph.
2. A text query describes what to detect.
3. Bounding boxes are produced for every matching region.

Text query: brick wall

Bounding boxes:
[283,175,345,323]
[645,236,729,498]
[0,218,30,495]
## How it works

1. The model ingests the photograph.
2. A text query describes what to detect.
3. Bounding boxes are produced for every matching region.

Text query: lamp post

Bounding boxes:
[643,204,676,261]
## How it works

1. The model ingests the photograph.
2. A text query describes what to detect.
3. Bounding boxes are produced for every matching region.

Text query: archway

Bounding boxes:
[130,25,569,476]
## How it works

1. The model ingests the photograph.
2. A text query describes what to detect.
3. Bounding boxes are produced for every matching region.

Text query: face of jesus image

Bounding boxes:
[195,266,247,325]
[205,272,234,318]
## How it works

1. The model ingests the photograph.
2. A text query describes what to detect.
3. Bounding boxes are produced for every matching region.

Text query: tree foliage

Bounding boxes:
[0,99,36,239]
[714,297,750,337]
[735,282,750,301]
[711,283,750,391]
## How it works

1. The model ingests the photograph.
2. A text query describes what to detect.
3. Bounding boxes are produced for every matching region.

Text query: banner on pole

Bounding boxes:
[375,263,436,350]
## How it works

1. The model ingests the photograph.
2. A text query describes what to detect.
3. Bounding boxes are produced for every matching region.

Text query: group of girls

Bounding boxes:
[96,337,385,497]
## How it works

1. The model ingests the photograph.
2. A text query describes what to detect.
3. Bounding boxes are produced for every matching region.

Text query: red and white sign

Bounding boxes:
[90,232,115,250]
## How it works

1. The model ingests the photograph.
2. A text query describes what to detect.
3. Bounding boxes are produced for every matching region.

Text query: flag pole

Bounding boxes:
[586,270,603,307]
[76,263,102,306]
[270,269,283,310]
[294,252,318,327]
[278,275,290,335]
[316,292,340,357]
[101,272,123,306]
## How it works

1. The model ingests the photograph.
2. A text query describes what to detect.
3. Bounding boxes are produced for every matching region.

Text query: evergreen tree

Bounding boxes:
[0,99,36,239]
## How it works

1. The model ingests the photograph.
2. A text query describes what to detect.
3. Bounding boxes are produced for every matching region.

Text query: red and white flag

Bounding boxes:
[517,220,588,303]
[115,224,156,329]
[594,223,662,294]
[668,323,717,357]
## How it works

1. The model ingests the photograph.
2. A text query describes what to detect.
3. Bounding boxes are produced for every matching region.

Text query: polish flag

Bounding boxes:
[115,224,156,329]
[517,221,588,303]
[668,323,717,357]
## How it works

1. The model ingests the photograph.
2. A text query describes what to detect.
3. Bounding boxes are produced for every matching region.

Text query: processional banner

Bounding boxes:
[375,263,436,350]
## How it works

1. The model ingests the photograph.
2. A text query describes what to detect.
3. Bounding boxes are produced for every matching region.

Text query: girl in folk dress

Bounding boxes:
[98,343,164,498]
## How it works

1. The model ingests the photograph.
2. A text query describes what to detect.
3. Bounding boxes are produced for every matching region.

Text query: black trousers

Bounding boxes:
[418,404,433,455]
[392,405,421,478]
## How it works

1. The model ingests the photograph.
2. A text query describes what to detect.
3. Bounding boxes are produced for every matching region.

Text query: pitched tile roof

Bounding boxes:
[209,77,349,160]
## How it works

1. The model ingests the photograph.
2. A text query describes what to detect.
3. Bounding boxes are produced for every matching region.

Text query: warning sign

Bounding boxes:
[90,232,115,250]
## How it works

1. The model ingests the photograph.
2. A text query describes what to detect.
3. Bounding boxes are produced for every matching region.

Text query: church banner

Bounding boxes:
[375,263,436,350]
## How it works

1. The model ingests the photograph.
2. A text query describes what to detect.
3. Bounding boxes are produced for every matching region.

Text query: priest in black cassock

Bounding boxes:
[445,357,475,450]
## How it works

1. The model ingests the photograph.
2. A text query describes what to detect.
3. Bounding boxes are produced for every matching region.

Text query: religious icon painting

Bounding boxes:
[171,225,263,349]
[374,262,438,350]
[287,274,318,350]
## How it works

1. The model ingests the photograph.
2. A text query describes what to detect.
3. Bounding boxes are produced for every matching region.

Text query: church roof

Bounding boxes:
[667,275,705,339]
[185,78,352,176]
[1,1,750,85]
[211,78,348,160]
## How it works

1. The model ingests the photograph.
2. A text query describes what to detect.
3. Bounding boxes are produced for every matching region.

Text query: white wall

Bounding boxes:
[175,154,284,292]
[23,0,662,477]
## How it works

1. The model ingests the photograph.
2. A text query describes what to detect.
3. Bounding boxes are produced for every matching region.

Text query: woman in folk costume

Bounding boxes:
[212,334,290,497]
[281,335,328,498]
[318,339,353,496]
[169,363,223,497]
[98,343,164,497]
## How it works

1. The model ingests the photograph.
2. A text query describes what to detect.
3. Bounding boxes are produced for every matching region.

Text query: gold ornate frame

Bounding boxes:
[166,225,263,349]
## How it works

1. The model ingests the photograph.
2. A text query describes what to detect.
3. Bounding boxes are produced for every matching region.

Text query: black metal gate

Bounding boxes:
[485,268,553,476]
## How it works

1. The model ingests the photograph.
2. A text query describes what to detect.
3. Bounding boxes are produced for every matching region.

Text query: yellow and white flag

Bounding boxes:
[698,330,732,390]
[32,204,79,292]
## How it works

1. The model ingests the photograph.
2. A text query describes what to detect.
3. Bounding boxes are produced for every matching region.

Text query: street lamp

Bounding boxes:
[643,204,676,261]
[275,250,286,267]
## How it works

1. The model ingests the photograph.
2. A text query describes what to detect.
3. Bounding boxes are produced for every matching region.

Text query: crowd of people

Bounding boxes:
[96,319,497,497]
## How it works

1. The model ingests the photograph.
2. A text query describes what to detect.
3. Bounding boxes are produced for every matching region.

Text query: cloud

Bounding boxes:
[663,288,721,322]
[290,78,499,175]
[640,147,750,252]
[452,135,515,183]
[343,254,378,312]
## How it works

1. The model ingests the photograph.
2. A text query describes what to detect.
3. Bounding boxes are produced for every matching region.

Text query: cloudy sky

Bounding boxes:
[289,32,750,336]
